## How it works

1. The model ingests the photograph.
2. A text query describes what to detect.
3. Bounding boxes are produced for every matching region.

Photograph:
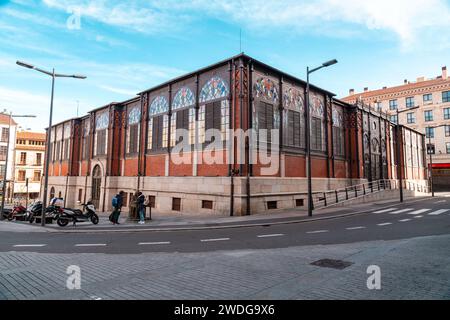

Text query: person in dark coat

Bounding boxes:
[111,191,125,225]
[136,192,146,224]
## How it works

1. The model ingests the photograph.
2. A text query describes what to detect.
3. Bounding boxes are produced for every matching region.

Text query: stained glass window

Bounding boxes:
[149,96,169,116]
[254,78,279,103]
[96,112,109,130]
[172,87,195,110]
[128,107,141,125]
[310,94,324,118]
[332,108,343,127]
[64,125,71,138]
[283,87,304,113]
[199,76,229,103]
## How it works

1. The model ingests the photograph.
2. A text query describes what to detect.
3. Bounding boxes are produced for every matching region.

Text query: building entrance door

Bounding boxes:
[91,165,102,209]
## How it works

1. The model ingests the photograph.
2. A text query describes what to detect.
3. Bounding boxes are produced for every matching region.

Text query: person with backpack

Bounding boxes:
[110,191,124,225]
[136,191,146,225]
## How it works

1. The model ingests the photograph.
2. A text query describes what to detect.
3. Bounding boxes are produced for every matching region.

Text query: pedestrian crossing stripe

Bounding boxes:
[407,209,431,215]
[373,208,397,213]
[428,209,450,216]
[390,208,414,214]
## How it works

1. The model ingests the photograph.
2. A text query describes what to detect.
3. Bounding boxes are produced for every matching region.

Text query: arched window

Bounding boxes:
[310,94,325,151]
[50,187,55,200]
[332,108,345,156]
[171,87,196,146]
[127,106,141,154]
[82,120,90,160]
[63,124,71,161]
[199,77,230,145]
[283,87,305,148]
[94,111,109,156]
[254,77,279,145]
[148,96,169,151]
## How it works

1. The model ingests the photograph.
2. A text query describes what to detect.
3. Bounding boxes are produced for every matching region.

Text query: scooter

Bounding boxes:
[56,201,99,227]
[28,202,59,224]
[8,205,27,221]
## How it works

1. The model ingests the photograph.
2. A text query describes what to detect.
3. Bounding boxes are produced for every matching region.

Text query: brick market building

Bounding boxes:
[47,54,428,216]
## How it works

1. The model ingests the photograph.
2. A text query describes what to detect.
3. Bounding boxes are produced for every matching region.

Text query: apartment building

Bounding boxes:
[342,66,450,190]
[0,113,17,202]
[13,131,46,203]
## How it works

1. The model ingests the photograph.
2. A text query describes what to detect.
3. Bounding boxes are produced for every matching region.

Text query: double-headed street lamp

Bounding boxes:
[16,61,86,226]
[394,105,419,203]
[0,112,36,220]
[306,59,338,217]
[427,124,446,197]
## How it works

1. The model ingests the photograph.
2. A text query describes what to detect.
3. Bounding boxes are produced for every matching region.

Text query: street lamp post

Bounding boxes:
[16,61,86,226]
[0,112,36,220]
[306,59,338,217]
[427,124,446,197]
[394,106,419,202]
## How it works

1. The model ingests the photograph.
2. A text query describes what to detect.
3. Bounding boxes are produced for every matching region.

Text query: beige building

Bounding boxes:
[13,131,46,204]
[342,66,450,190]
[0,113,17,203]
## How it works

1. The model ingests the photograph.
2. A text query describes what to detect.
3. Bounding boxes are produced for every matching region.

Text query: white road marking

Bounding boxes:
[414,215,424,219]
[13,244,46,248]
[434,200,446,204]
[138,242,171,245]
[408,209,431,215]
[390,208,414,214]
[307,230,329,234]
[75,244,107,247]
[200,238,230,242]
[373,208,397,213]
[90,296,103,300]
[346,226,366,230]
[428,209,450,216]
[377,223,393,226]
[399,219,412,222]
[257,234,284,238]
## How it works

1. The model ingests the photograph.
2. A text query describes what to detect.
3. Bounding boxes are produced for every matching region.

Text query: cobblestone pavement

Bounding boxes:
[1,234,449,300]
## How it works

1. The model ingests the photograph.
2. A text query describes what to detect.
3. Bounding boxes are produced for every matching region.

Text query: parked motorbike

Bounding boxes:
[28,201,59,224]
[56,201,99,227]
[8,205,27,221]
[1,208,12,220]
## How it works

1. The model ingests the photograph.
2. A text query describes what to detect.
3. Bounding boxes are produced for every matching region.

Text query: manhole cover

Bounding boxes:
[310,259,354,270]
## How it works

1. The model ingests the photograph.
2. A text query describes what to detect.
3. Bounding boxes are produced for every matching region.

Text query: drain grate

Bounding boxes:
[310,259,354,270]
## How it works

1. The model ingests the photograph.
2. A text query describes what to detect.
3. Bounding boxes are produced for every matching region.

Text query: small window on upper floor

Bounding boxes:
[423,93,432,103]
[443,91,450,103]
[389,99,398,110]
[406,97,415,108]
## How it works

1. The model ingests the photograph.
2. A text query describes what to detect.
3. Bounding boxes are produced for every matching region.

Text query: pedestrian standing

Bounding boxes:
[111,191,125,225]
[137,192,146,224]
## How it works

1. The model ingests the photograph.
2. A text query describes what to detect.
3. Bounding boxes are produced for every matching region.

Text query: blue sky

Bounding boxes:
[0,0,449,131]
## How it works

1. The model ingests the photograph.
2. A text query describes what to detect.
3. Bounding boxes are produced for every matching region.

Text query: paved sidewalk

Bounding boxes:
[0,233,449,299]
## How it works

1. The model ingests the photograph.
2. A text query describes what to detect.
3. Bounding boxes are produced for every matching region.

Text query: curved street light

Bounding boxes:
[16,61,86,226]
[306,59,338,217]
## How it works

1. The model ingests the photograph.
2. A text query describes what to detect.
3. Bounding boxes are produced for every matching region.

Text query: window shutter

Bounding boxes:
[205,103,214,132]
[213,101,222,131]
[288,111,294,146]
[293,111,301,147]
[152,116,159,150]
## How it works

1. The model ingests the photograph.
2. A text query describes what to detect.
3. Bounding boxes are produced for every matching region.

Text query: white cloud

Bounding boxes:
[41,0,450,47]
[98,85,139,96]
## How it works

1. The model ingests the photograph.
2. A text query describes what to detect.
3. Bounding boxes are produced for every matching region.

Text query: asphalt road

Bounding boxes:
[1,196,450,254]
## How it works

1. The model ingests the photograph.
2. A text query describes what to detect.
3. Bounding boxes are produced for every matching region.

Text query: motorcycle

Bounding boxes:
[8,205,27,221]
[56,201,99,227]
[28,201,59,224]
